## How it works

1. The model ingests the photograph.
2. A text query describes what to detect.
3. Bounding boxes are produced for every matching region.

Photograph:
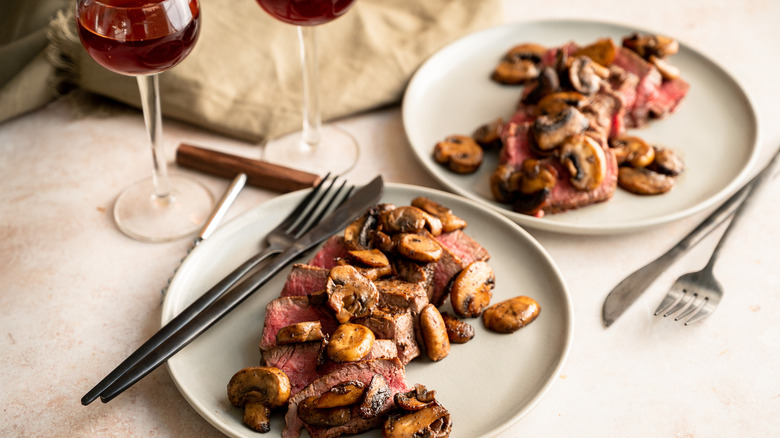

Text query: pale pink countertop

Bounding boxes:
[2,1,780,437]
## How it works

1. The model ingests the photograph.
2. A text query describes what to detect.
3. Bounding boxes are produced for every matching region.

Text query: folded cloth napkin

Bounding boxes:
[34,0,502,142]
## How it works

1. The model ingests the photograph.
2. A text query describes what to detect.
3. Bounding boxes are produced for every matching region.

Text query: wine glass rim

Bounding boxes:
[80,0,195,9]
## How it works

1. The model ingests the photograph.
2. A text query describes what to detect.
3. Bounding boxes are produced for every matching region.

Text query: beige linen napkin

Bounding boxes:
[42,0,501,142]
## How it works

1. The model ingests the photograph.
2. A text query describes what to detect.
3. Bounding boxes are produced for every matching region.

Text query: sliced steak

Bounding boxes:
[544,147,618,214]
[392,258,435,301]
[260,296,339,351]
[309,236,350,269]
[280,264,330,298]
[430,240,467,307]
[374,278,429,316]
[283,359,409,438]
[611,47,662,128]
[354,307,420,365]
[648,76,690,119]
[436,229,490,265]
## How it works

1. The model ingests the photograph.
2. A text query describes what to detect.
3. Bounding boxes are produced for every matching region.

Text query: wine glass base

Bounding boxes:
[113,174,214,243]
[262,124,359,175]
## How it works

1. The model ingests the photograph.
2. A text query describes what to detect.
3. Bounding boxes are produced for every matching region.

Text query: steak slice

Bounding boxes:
[430,240,467,307]
[611,47,662,128]
[436,229,490,265]
[280,264,330,298]
[354,307,420,365]
[648,76,690,119]
[283,359,409,438]
[309,236,350,269]
[392,258,435,301]
[260,296,339,351]
[374,278,429,316]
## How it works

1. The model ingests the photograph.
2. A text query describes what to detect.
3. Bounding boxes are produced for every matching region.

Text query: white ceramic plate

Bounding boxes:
[163,183,573,438]
[402,20,760,235]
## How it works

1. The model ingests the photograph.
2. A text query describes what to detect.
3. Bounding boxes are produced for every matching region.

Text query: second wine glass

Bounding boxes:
[255,0,360,175]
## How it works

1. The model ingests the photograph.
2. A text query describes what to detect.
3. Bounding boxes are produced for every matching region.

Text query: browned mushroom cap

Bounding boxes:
[433,135,484,174]
[649,146,684,176]
[449,261,495,318]
[348,249,390,268]
[343,212,374,251]
[491,43,548,85]
[298,396,351,428]
[622,33,679,59]
[567,56,602,95]
[650,55,680,80]
[532,106,589,151]
[313,381,366,408]
[378,206,443,236]
[383,404,452,438]
[326,265,379,323]
[411,197,468,233]
[394,233,443,263]
[395,384,437,411]
[609,135,655,168]
[574,37,617,67]
[513,188,551,216]
[358,374,391,420]
[440,312,475,344]
[560,134,607,191]
[419,304,450,362]
[482,296,541,333]
[472,118,504,150]
[326,322,376,362]
[490,164,519,204]
[276,321,326,344]
[522,65,562,105]
[227,367,291,433]
[519,158,558,194]
[618,167,676,195]
[536,91,588,116]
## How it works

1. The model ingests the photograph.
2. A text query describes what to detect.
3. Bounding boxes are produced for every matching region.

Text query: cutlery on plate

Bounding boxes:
[162,172,247,297]
[81,175,384,404]
[602,147,780,328]
[654,148,780,324]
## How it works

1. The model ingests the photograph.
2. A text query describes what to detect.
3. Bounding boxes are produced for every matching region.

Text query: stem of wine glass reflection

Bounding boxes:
[298,25,321,148]
[137,74,172,203]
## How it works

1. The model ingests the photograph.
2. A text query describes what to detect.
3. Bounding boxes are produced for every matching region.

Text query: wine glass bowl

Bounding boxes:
[76,0,213,242]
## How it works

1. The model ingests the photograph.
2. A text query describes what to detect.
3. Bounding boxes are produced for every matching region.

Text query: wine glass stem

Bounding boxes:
[297,25,321,148]
[137,74,172,201]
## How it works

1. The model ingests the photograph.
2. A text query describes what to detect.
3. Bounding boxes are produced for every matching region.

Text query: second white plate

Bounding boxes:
[402,20,759,235]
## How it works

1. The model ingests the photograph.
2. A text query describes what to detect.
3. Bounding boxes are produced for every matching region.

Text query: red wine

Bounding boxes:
[77,0,200,75]
[256,0,357,26]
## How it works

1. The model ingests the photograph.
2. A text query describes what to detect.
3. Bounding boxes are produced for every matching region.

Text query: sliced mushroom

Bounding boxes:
[609,135,655,168]
[298,396,351,428]
[536,91,588,116]
[622,33,679,59]
[227,367,291,433]
[559,134,607,191]
[343,211,379,251]
[490,164,518,203]
[491,43,547,84]
[649,146,684,176]
[326,322,376,362]
[618,167,676,195]
[449,261,495,318]
[394,233,443,263]
[419,304,450,362]
[440,312,475,344]
[348,249,390,268]
[513,188,550,216]
[519,158,558,194]
[568,56,602,95]
[313,381,366,408]
[433,135,484,174]
[650,55,680,80]
[276,321,326,344]
[395,384,437,411]
[522,65,561,105]
[383,404,452,438]
[326,265,379,323]
[573,37,617,67]
[472,118,504,150]
[411,197,468,233]
[379,206,443,236]
[482,296,541,333]
[358,374,391,420]
[532,106,589,151]
[372,229,395,253]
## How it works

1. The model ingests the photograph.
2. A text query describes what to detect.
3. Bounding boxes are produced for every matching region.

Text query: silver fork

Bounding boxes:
[654,149,780,325]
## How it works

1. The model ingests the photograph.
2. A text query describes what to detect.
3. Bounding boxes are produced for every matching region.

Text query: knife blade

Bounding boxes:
[602,148,780,327]
[90,175,384,403]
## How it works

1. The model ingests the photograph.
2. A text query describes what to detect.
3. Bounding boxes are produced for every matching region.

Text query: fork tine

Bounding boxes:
[276,173,332,230]
[287,176,341,234]
[674,294,707,321]
[663,290,697,317]
[683,302,715,325]
[292,180,351,237]
[654,287,684,316]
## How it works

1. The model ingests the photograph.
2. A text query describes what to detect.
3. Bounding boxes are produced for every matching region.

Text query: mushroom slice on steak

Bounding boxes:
[622,33,679,59]
[491,43,547,85]
[326,265,379,323]
[573,37,617,67]
[312,381,366,408]
[433,135,484,174]
[358,374,391,420]
[610,135,655,168]
[440,312,475,344]
[327,322,376,362]
[348,249,390,268]
[522,66,561,105]
[297,396,351,428]
[560,134,607,191]
[519,158,558,194]
[537,91,588,116]
[383,404,452,438]
[227,367,291,433]
[568,56,602,95]
[513,188,550,216]
[395,384,437,411]
[411,197,468,233]
[472,118,504,150]
[276,321,326,345]
[532,106,589,151]
[618,167,676,195]
[490,164,519,203]
[379,205,443,236]
[394,233,443,263]
[649,146,685,176]
[650,55,680,80]
[449,261,495,318]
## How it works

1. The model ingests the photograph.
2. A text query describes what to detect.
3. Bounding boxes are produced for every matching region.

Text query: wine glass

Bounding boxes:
[76,0,214,242]
[255,0,359,175]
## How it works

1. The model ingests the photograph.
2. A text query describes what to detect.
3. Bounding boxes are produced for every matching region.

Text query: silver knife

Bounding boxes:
[86,175,384,404]
[602,148,780,327]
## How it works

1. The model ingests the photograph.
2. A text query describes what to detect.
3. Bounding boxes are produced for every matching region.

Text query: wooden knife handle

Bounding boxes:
[176,143,321,193]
